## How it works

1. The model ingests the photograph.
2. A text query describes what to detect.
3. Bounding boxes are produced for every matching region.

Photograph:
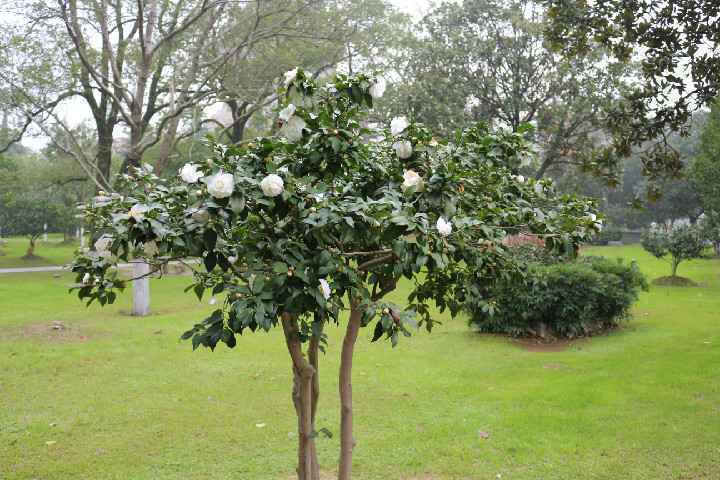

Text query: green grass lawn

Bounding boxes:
[1,245,718,479]
[0,234,80,269]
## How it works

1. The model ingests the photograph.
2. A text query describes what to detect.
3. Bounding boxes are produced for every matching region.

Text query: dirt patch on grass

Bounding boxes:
[513,337,588,352]
[652,275,698,287]
[0,321,93,343]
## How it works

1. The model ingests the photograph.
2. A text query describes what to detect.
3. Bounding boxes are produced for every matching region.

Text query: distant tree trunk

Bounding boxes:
[23,234,40,259]
[338,301,362,480]
[671,257,680,277]
[155,116,181,175]
[96,125,114,191]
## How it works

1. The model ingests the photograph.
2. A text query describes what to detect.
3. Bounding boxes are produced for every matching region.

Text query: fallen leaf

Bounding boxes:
[479,430,491,439]
[256,423,266,428]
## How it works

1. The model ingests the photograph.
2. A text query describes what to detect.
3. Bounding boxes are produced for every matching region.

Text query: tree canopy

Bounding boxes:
[545,0,720,190]
[70,68,599,480]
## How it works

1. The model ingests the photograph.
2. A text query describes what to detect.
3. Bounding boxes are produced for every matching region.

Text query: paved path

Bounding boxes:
[0,265,67,274]
[0,260,195,275]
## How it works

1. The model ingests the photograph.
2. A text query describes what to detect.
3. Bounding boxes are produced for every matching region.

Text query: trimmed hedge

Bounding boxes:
[467,256,648,339]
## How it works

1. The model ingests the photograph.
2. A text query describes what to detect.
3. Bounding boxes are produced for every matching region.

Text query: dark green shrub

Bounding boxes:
[467,257,648,339]
[592,224,623,245]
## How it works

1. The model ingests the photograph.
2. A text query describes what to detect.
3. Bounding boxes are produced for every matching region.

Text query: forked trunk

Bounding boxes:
[671,258,680,277]
[282,313,320,480]
[338,301,363,480]
[23,235,39,259]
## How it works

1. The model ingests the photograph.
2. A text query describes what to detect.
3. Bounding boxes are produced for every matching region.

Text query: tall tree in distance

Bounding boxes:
[545,0,720,194]
[0,0,408,182]
[385,0,631,181]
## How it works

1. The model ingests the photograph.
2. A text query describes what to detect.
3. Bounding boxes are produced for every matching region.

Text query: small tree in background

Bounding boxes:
[70,69,598,480]
[0,196,61,258]
[641,224,706,280]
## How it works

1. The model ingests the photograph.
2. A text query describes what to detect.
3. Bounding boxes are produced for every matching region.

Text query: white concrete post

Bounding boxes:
[79,227,86,248]
[132,261,151,316]
[43,223,48,242]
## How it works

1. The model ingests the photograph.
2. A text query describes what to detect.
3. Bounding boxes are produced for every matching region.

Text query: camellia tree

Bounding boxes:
[70,69,599,479]
[641,223,706,279]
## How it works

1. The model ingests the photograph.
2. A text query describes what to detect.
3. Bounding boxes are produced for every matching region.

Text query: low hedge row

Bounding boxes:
[467,256,648,339]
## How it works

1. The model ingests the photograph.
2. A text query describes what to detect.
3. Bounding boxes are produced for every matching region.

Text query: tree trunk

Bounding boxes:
[671,258,679,277]
[24,236,37,258]
[96,126,114,191]
[132,262,151,316]
[338,301,363,480]
[155,116,181,175]
[281,314,320,480]
[308,323,323,480]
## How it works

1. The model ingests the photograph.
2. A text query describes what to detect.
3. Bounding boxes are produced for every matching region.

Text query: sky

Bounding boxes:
[389,0,436,19]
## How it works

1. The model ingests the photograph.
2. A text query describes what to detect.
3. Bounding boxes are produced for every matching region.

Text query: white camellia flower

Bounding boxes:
[650,222,658,229]
[319,278,331,300]
[390,116,409,135]
[143,240,159,257]
[588,213,597,222]
[279,104,296,122]
[283,67,299,86]
[204,171,235,199]
[179,163,202,183]
[82,273,91,284]
[436,217,453,237]
[369,77,386,99]
[129,203,149,221]
[513,174,526,183]
[228,255,238,264]
[393,140,413,159]
[94,235,112,252]
[402,170,424,191]
[260,173,285,197]
[209,297,217,305]
[280,116,306,142]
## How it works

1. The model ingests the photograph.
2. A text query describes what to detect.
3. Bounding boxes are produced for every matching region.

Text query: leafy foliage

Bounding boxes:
[69,69,599,350]
[546,0,720,189]
[592,224,623,245]
[467,256,648,339]
[384,0,631,181]
[641,224,706,277]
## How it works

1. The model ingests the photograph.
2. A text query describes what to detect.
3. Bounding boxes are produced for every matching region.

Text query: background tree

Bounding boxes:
[0,0,407,181]
[641,224,705,279]
[545,0,720,191]
[385,0,631,181]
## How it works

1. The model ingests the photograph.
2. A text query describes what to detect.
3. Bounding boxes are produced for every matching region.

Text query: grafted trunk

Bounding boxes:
[338,302,362,480]
[282,314,320,480]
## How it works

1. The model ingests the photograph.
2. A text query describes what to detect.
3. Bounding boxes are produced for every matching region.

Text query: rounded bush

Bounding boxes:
[467,256,648,339]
